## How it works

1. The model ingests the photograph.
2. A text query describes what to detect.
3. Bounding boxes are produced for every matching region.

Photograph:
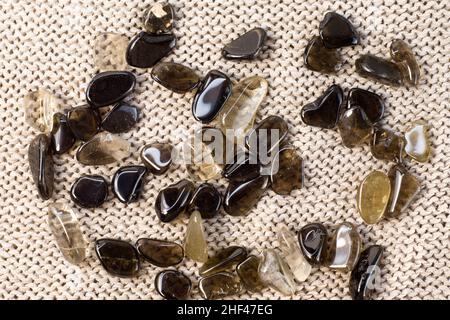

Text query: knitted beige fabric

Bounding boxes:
[0,0,449,300]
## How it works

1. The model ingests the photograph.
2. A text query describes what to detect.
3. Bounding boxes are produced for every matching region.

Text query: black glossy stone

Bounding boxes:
[301,85,344,129]
[50,113,76,155]
[155,270,192,300]
[95,239,140,278]
[140,143,173,175]
[126,32,176,69]
[298,223,328,266]
[222,28,267,60]
[319,12,359,48]
[355,54,403,86]
[86,71,136,108]
[223,151,261,183]
[189,183,222,219]
[28,134,54,200]
[155,179,195,223]
[347,88,385,123]
[70,175,109,208]
[67,106,100,141]
[112,166,147,204]
[192,70,232,124]
[304,36,341,74]
[101,102,139,134]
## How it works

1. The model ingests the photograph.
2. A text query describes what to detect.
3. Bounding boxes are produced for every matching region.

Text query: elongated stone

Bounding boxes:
[151,62,200,93]
[189,183,222,219]
[319,12,359,48]
[387,164,420,218]
[48,203,87,265]
[199,272,242,300]
[155,270,191,300]
[70,175,109,208]
[347,88,385,123]
[270,146,304,195]
[184,211,208,263]
[304,36,341,74]
[371,127,405,162]
[390,39,421,86]
[140,143,173,175]
[86,71,136,108]
[298,223,328,266]
[156,180,195,223]
[404,120,431,163]
[349,245,384,300]
[101,102,139,134]
[29,134,54,200]
[355,54,403,86]
[338,106,373,148]
[94,33,129,72]
[136,238,184,267]
[199,246,247,276]
[223,151,261,183]
[112,166,147,204]
[23,89,61,133]
[357,171,391,225]
[95,239,140,278]
[326,223,362,271]
[67,106,100,141]
[237,255,266,292]
[259,249,296,296]
[246,115,289,158]
[126,32,176,69]
[222,28,267,60]
[278,226,311,282]
[76,132,131,166]
[143,2,174,35]
[50,113,75,155]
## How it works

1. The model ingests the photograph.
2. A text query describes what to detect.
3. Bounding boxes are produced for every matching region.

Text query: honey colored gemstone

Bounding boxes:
[390,39,421,86]
[199,272,243,300]
[404,120,431,163]
[236,255,266,292]
[278,226,311,282]
[347,88,385,124]
[136,238,184,267]
[141,143,173,175]
[50,113,76,155]
[319,12,360,48]
[270,146,304,196]
[259,249,295,296]
[155,270,192,300]
[357,171,391,225]
[67,106,100,141]
[23,89,61,133]
[151,62,200,93]
[298,223,328,266]
[338,106,373,148]
[304,36,341,74]
[326,223,362,271]
[95,239,140,278]
[29,134,54,200]
[371,127,405,162]
[94,33,129,72]
[355,54,403,86]
[199,246,247,276]
[155,180,195,223]
[142,2,174,35]
[184,211,208,263]
[387,164,420,218]
[222,28,267,60]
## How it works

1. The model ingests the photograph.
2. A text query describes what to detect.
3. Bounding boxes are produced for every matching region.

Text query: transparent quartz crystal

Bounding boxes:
[23,89,61,133]
[94,33,129,72]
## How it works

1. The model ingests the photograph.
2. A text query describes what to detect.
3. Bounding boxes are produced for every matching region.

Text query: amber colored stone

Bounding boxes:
[222,28,267,60]
[184,211,208,263]
[304,36,341,74]
[86,71,136,108]
[355,54,403,86]
[387,164,420,218]
[70,175,109,208]
[151,62,200,93]
[390,39,421,86]
[236,255,266,292]
[23,89,61,133]
[270,146,304,195]
[189,183,222,219]
[94,33,129,72]
[50,113,76,155]
[326,223,362,271]
[223,151,261,183]
[95,239,140,278]
[371,127,405,162]
[347,88,385,123]
[126,32,176,69]
[259,249,295,296]
[136,238,184,267]
[29,134,54,200]
[155,270,191,300]
[319,12,359,48]
[278,226,311,282]
[112,166,147,204]
[404,120,431,163]
[199,272,243,300]
[140,143,173,175]
[156,180,195,223]
[338,106,373,148]
[143,2,174,35]
[67,106,100,141]
[101,102,139,134]
[357,171,391,225]
[199,246,247,277]
[298,223,328,266]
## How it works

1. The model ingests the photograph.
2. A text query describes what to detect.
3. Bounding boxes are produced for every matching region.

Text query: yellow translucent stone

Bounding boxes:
[23,89,61,133]
[94,33,129,72]
[184,211,208,263]
[357,171,391,225]
[404,120,431,163]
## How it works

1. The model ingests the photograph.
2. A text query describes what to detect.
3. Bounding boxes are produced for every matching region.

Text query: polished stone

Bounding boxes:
[236,255,266,292]
[70,175,109,208]
[95,239,140,278]
[326,223,362,271]
[259,249,295,296]
[319,12,359,48]
[304,36,341,74]
[184,211,209,263]
[94,33,129,72]
[143,2,174,35]
[371,127,405,162]
[199,272,242,300]
[338,106,373,148]
[23,89,61,133]
[347,88,385,123]
[112,166,147,204]
[357,171,391,225]
[404,120,431,163]
[86,71,136,108]
[67,106,100,141]
[298,223,328,266]
[199,246,247,276]
[155,270,191,300]
[151,62,200,93]
[156,179,195,223]
[355,54,403,86]
[101,102,139,134]
[140,143,173,175]
[222,28,267,60]
[390,39,421,86]
[28,134,54,200]
[126,32,176,68]
[50,113,76,155]
[136,238,184,267]
[189,183,222,219]
[246,115,289,158]
[270,146,304,195]
[387,164,420,218]
[223,151,261,183]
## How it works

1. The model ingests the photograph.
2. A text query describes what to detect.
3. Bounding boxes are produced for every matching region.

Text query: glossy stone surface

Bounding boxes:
[23,89,61,133]
[192,70,232,124]
[355,54,403,86]
[86,71,136,108]
[223,175,269,217]
[246,115,289,158]
[189,183,222,219]
[390,39,421,86]
[184,211,208,263]
[270,146,304,195]
[371,127,405,162]
[349,245,384,300]
[404,120,431,163]
[112,166,147,204]
[48,203,87,265]
[319,12,359,48]
[298,223,328,266]
[326,223,362,271]
[126,32,176,68]
[304,36,341,74]
[223,151,261,183]
[338,106,373,148]
[301,85,344,129]
[28,134,54,200]
[199,272,242,300]
[151,62,200,93]
[136,238,184,267]
[155,179,195,223]
[94,33,129,72]
[236,255,266,292]
[347,88,385,123]
[101,102,139,134]
[95,239,140,278]
[143,2,174,35]
[140,143,173,175]
[155,270,191,300]
[357,171,391,225]
[76,132,131,166]
[199,246,247,277]
[259,249,295,296]
[67,106,100,141]
[50,113,75,155]
[222,28,267,60]
[387,164,420,218]
[70,175,109,208]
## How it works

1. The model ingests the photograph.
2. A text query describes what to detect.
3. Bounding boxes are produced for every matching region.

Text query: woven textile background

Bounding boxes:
[0,0,449,300]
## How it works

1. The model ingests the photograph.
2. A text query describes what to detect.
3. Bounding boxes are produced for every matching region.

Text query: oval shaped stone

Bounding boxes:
[371,127,405,162]
[338,106,373,148]
[259,249,295,296]
[278,226,311,282]
[357,171,391,225]
[404,120,431,163]
[222,28,267,60]
[143,2,174,35]
[237,255,266,292]
[28,134,54,200]
[355,54,403,86]
[223,151,261,183]
[304,36,341,74]
[67,106,100,141]
[155,270,191,300]
[50,113,76,155]
[151,62,200,93]
[246,115,289,156]
[319,12,359,48]
[86,71,136,108]
[270,146,304,195]
[199,246,248,277]
[390,39,421,86]
[140,143,173,175]
[23,89,62,133]
[101,102,139,134]
[199,272,243,300]
[387,164,420,218]
[94,33,129,72]
[155,179,195,223]
[112,166,147,204]
[95,239,140,278]
[326,223,362,271]
[70,175,109,208]
[189,183,222,219]
[347,88,385,124]
[126,32,176,69]
[192,70,232,124]
[184,211,208,263]
[136,238,184,267]
[298,223,328,266]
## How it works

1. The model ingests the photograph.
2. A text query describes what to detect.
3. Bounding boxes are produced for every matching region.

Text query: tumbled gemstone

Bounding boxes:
[223,151,261,183]
[404,120,431,163]
[349,245,384,300]
[347,88,385,123]
[199,272,242,300]
[155,270,191,300]
[357,171,391,225]
[184,211,208,263]
[126,32,176,69]
[48,203,87,265]
[278,226,311,282]
[95,239,140,278]
[259,249,295,296]
[236,255,266,292]
[112,166,147,204]
[222,28,267,60]
[355,54,403,86]
[371,127,405,162]
[326,223,362,271]
[189,183,222,219]
[199,246,247,276]
[28,134,54,200]
[94,33,129,72]
[338,106,373,148]
[387,164,420,218]
[23,89,61,133]
[304,36,341,74]
[76,132,131,166]
[270,146,304,195]
[70,175,109,208]
[136,238,184,267]
[140,143,173,175]
[390,39,421,86]
[298,223,328,266]
[301,85,344,129]
[151,62,200,93]
[67,106,100,141]
[50,113,76,155]
[155,179,195,223]
[86,71,136,108]
[101,102,139,134]
[319,12,359,48]
[223,175,269,217]
[143,2,174,35]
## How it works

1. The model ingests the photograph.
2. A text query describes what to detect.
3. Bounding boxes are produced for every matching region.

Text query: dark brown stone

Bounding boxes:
[270,146,304,195]
[222,28,267,60]
[155,180,195,223]
[338,106,373,148]
[189,183,222,219]
[101,102,139,134]
[86,71,136,108]
[304,36,341,74]
[126,32,176,69]
[70,175,109,208]
[151,62,200,93]
[155,270,191,300]
[140,143,173,175]
[199,246,248,276]
[319,12,359,48]
[112,166,147,204]
[223,151,261,183]
[28,134,54,200]
[298,223,328,266]
[355,54,403,86]
[347,88,385,123]
[50,113,76,155]
[387,164,420,218]
[136,238,184,267]
[95,239,140,278]
[371,127,405,162]
[67,106,100,141]
[142,2,174,35]
[199,272,243,300]
[236,255,266,292]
